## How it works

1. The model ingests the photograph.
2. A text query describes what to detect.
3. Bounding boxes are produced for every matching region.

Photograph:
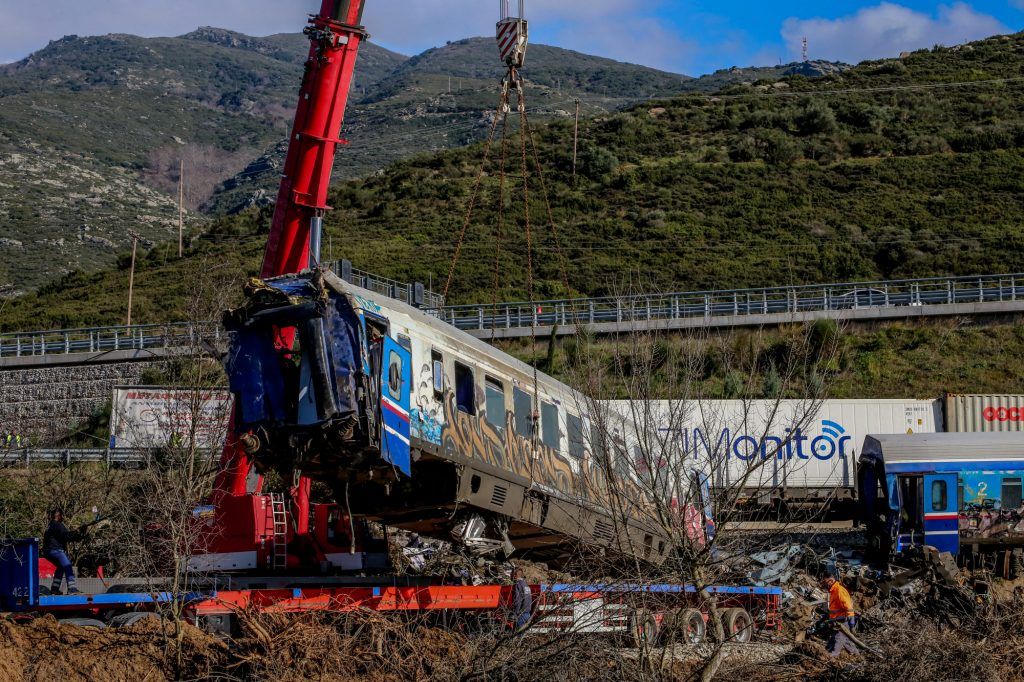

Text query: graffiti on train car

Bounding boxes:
[436,392,577,494]
[412,363,444,446]
[960,506,1024,540]
[953,472,1024,541]
[422,388,656,513]
[401,358,660,513]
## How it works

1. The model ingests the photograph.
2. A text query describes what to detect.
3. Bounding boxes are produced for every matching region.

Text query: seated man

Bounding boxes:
[43,508,85,595]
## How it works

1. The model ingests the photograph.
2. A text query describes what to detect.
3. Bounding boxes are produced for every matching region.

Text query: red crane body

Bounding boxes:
[203,0,369,574]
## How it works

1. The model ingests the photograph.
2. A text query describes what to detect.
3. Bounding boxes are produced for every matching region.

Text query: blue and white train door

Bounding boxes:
[923,473,959,554]
[380,336,412,477]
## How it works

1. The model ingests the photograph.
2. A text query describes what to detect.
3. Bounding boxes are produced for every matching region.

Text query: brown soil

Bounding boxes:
[0,616,227,682]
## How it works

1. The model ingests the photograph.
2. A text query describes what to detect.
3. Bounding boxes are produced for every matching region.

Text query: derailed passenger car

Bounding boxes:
[858,432,1024,559]
[223,270,702,564]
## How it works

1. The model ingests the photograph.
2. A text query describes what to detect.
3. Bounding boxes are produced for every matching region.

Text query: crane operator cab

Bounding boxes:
[223,270,412,493]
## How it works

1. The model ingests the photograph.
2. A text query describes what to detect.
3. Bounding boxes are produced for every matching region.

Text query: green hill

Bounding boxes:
[0,28,688,292]
[6,31,1024,331]
[204,37,691,214]
[369,37,691,101]
[317,34,1024,301]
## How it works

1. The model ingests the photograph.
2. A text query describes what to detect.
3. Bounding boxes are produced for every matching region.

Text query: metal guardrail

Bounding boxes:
[2,274,1021,359]
[332,261,446,310]
[436,274,1024,333]
[0,323,218,360]
[0,263,443,360]
[0,448,162,467]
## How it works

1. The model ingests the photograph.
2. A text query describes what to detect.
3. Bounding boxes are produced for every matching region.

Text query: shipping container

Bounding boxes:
[944,394,1024,433]
[603,399,941,505]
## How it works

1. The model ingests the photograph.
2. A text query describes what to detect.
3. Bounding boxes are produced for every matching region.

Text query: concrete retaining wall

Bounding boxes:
[0,362,162,444]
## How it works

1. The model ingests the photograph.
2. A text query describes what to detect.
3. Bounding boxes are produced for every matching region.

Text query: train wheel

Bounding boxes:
[631,608,659,650]
[721,608,753,643]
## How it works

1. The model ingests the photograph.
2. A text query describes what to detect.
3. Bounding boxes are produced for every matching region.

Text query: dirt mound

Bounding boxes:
[231,610,474,681]
[0,615,227,681]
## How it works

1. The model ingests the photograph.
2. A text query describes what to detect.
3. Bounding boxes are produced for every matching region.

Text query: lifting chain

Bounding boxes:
[443,58,576,476]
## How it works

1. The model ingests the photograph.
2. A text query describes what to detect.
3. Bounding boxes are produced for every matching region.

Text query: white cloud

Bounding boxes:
[782,3,1008,64]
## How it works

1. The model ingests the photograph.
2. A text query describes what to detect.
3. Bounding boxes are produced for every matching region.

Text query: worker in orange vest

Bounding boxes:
[823,576,858,655]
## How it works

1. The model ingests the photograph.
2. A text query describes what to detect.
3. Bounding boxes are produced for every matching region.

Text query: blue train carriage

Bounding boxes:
[857,432,1024,558]
[223,270,705,565]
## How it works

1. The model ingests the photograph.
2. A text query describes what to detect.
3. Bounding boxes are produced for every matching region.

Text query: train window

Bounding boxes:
[1003,478,1022,510]
[485,378,506,431]
[454,362,475,415]
[567,414,585,459]
[431,350,443,398]
[614,441,631,479]
[931,480,948,512]
[513,388,534,439]
[958,481,964,512]
[397,334,412,352]
[387,351,402,400]
[541,401,560,451]
[590,422,607,466]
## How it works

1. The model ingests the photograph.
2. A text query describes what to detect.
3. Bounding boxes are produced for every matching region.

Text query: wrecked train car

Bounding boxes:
[223,270,700,564]
[858,432,1024,558]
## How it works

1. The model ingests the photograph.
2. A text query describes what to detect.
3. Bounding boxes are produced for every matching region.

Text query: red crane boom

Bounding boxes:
[262,0,368,278]
[202,0,369,574]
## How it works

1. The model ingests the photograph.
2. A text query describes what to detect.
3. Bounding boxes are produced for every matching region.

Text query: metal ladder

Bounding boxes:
[270,493,288,570]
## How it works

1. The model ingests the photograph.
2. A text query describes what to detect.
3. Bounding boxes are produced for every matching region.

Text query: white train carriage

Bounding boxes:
[224,270,692,564]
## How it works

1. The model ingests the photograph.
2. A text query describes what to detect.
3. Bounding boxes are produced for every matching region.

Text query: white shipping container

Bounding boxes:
[604,399,941,496]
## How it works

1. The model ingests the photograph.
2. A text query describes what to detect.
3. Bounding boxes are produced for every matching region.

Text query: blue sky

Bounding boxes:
[0,0,1021,75]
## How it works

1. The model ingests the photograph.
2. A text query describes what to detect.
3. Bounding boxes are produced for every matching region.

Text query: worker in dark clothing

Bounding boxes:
[511,567,533,631]
[823,576,858,656]
[43,508,84,595]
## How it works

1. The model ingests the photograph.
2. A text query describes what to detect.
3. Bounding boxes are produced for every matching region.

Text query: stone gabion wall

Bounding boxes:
[0,361,162,444]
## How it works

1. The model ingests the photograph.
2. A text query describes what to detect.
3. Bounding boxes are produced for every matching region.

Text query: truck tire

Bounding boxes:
[109,612,159,628]
[677,608,706,645]
[59,618,106,629]
[631,608,659,649]
[721,608,753,643]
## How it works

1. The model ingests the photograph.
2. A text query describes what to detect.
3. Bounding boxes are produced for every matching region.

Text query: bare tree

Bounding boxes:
[105,256,240,671]
[551,306,843,679]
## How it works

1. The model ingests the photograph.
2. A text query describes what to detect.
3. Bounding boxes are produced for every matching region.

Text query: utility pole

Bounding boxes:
[572,99,581,179]
[177,159,184,257]
[126,230,141,327]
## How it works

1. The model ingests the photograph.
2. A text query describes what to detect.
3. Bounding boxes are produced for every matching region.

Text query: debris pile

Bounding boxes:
[391,529,568,585]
